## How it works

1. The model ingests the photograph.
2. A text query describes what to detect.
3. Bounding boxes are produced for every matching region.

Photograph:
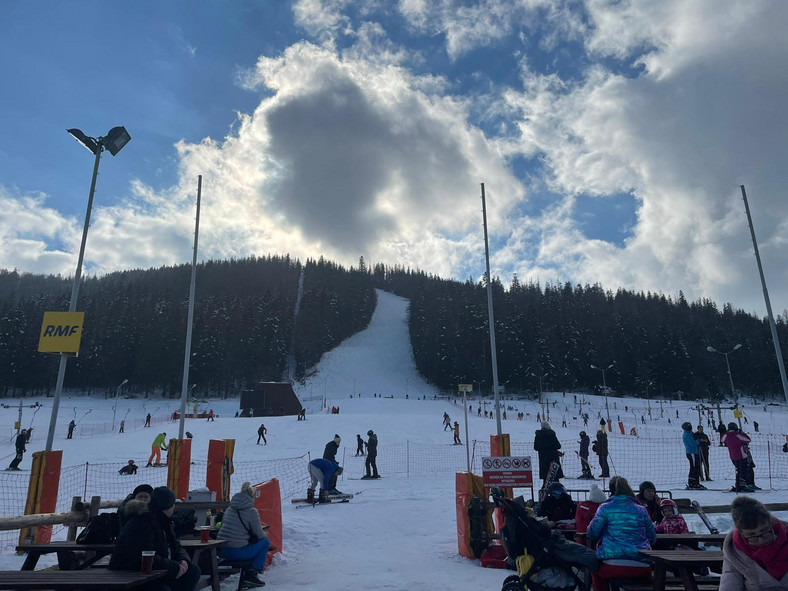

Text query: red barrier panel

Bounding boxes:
[206,440,235,501]
[252,479,283,568]
[618,421,625,435]
[455,471,490,559]
[19,450,62,547]
[167,438,191,501]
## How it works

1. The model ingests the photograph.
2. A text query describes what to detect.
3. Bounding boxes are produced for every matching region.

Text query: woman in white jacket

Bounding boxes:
[217,482,271,588]
[720,496,788,591]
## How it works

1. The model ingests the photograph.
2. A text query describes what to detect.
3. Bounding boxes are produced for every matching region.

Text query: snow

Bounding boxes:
[1,289,787,589]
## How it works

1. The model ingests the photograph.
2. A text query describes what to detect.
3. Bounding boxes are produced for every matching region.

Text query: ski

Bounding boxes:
[347,476,382,480]
[294,499,350,508]
[691,500,720,534]
[291,493,355,504]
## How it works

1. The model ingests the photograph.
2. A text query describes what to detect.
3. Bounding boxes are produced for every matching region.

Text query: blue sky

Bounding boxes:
[1,0,787,316]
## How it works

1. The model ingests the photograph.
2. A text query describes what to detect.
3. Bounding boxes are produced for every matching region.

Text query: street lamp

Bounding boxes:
[112,378,129,432]
[645,381,654,417]
[45,126,131,452]
[590,363,614,422]
[707,344,742,399]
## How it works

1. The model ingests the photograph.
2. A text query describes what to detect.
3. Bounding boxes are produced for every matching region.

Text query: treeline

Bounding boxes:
[0,256,374,397]
[372,264,787,400]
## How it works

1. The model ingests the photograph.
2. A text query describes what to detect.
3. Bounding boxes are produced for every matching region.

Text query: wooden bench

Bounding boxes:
[0,569,166,589]
[639,550,723,591]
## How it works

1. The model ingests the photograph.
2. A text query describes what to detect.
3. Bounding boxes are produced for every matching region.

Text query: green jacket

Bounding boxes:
[152,433,168,449]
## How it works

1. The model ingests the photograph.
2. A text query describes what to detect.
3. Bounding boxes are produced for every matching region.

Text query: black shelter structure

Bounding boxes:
[240,382,302,417]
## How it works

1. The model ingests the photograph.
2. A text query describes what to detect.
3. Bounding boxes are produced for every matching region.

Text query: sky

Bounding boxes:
[1,288,786,588]
[1,0,787,316]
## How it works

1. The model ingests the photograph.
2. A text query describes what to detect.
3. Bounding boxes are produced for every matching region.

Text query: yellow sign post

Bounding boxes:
[733,409,743,419]
[38,312,85,354]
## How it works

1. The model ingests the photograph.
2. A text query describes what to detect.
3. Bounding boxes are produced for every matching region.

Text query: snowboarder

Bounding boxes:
[207,409,215,422]
[682,422,704,489]
[119,460,138,475]
[363,430,379,479]
[722,423,753,492]
[147,432,168,467]
[533,422,563,481]
[593,429,609,477]
[355,434,366,456]
[443,413,451,431]
[694,425,711,481]
[7,429,27,471]
[144,413,151,427]
[257,424,267,445]
[453,421,461,445]
[119,420,125,433]
[323,435,342,492]
[307,458,343,502]
[67,420,76,439]
[577,431,593,479]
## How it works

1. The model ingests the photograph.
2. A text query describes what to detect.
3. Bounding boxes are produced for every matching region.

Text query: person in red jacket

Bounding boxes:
[575,484,607,543]
[655,499,689,534]
[722,423,754,492]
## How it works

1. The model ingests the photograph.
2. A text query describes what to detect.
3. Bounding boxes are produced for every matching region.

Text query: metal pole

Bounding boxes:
[17,400,23,437]
[46,145,102,452]
[178,176,202,440]
[724,353,737,401]
[480,183,502,437]
[740,185,788,403]
[602,370,610,422]
[463,388,470,471]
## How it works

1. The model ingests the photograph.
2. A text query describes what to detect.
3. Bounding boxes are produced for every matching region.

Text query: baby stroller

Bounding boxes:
[490,488,597,591]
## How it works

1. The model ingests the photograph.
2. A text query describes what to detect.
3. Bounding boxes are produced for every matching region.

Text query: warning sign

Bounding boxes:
[482,456,533,487]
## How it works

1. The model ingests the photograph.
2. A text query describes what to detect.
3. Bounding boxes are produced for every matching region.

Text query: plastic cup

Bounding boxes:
[140,551,155,574]
[200,526,210,543]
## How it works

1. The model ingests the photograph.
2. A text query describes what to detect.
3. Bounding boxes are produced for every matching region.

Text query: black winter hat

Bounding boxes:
[579,431,587,437]
[367,430,374,436]
[681,422,692,431]
[132,484,154,497]
[149,486,176,512]
[639,481,656,494]
[727,422,739,431]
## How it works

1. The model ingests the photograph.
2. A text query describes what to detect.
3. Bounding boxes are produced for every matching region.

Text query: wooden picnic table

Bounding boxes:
[653,533,726,549]
[0,568,166,589]
[639,549,723,591]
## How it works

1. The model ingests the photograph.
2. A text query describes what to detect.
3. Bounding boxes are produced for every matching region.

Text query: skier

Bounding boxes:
[442,413,451,431]
[682,422,704,489]
[743,446,761,491]
[753,420,759,432]
[453,421,461,445]
[363,429,379,479]
[654,499,690,534]
[583,415,589,427]
[67,420,76,439]
[119,420,125,434]
[257,424,267,445]
[561,414,567,428]
[207,409,215,422]
[577,431,593,479]
[533,422,563,482]
[322,435,342,492]
[593,428,609,477]
[147,432,168,467]
[144,413,151,428]
[119,460,138,475]
[355,434,366,456]
[721,423,753,492]
[694,425,711,481]
[717,421,727,446]
[7,429,27,471]
[306,458,343,503]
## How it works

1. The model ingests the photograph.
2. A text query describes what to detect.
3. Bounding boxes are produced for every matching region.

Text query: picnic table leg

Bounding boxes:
[55,550,75,570]
[652,563,667,591]
[677,567,699,591]
[20,551,40,571]
[209,547,221,591]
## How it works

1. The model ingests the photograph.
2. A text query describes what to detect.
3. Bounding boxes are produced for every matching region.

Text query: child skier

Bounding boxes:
[355,434,366,456]
[119,460,138,475]
[453,421,461,444]
[654,499,689,534]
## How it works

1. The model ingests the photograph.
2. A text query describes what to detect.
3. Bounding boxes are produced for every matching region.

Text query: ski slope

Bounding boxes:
[1,289,787,590]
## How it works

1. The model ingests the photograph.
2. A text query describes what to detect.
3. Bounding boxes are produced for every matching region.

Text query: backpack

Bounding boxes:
[76,512,120,544]
[171,508,198,536]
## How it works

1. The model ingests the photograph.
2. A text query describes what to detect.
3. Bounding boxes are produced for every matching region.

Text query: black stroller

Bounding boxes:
[490,488,597,591]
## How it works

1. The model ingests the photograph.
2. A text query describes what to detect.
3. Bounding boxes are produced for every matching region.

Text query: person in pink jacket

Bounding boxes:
[721,423,753,493]
[720,496,788,591]
[655,499,689,534]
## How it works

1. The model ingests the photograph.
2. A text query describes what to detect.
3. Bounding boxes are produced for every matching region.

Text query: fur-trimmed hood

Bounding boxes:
[124,499,149,517]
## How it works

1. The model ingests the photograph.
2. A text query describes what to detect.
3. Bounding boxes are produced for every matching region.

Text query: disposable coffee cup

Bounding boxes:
[200,526,210,543]
[141,550,155,574]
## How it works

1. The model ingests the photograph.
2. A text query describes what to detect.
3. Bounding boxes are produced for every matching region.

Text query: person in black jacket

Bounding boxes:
[110,486,200,591]
[537,482,576,522]
[117,484,154,530]
[594,429,610,477]
[363,430,379,479]
[7,430,27,470]
[533,422,563,481]
[323,435,341,491]
[694,425,712,481]
[355,434,366,456]
[578,431,593,479]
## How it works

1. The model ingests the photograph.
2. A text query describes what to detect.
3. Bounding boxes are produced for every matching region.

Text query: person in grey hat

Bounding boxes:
[218,482,271,588]
[534,422,564,482]
[110,486,200,590]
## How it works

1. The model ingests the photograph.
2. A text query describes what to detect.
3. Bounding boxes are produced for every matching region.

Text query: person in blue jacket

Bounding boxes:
[682,422,705,490]
[307,458,343,503]
[587,476,657,591]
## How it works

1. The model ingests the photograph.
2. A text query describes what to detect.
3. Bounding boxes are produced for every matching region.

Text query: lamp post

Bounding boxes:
[590,363,614,422]
[707,344,742,400]
[45,126,131,452]
[112,378,128,432]
[645,381,654,418]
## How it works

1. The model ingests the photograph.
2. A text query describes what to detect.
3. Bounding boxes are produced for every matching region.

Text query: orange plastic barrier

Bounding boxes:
[455,471,492,559]
[20,450,62,547]
[252,479,283,568]
[618,421,625,435]
[206,439,235,501]
[167,438,192,501]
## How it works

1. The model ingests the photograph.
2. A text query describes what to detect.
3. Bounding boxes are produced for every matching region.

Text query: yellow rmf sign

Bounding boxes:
[38,312,85,354]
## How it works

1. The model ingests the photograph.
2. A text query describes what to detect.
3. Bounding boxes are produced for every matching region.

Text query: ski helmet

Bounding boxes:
[659,498,678,516]
[727,422,739,431]
[579,431,587,437]
[548,482,567,496]
[681,422,692,431]
[128,460,135,465]
[367,430,374,436]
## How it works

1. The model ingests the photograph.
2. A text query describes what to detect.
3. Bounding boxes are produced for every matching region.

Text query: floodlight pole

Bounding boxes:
[178,176,202,440]
[480,183,502,437]
[45,146,102,452]
[740,185,788,403]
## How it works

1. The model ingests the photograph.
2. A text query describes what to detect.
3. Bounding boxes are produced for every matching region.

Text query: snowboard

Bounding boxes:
[539,460,562,502]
